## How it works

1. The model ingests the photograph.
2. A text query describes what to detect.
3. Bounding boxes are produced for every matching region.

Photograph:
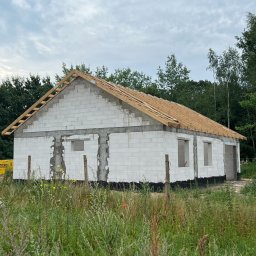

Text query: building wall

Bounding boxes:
[13,130,240,182]
[62,134,99,181]
[13,136,53,179]
[108,131,195,183]
[197,136,225,178]
[21,78,157,133]
[12,77,240,182]
[14,130,195,182]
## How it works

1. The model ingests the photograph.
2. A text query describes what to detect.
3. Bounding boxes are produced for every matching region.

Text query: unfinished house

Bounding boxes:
[2,70,246,185]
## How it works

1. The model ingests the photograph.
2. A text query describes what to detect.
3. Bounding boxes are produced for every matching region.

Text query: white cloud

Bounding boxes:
[11,0,31,9]
[0,19,6,32]
[1,0,256,82]
[40,1,103,26]
[28,36,55,55]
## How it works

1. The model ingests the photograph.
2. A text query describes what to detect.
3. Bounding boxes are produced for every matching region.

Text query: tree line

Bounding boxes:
[0,13,255,160]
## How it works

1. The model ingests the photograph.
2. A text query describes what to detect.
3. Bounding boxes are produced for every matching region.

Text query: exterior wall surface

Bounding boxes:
[13,130,240,182]
[21,78,157,134]
[197,136,225,178]
[13,136,53,179]
[108,131,195,183]
[62,134,98,181]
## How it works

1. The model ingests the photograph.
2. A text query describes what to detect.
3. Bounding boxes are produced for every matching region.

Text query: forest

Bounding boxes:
[0,13,255,160]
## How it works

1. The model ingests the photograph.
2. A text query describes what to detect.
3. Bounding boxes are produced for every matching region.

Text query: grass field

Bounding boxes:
[0,176,256,256]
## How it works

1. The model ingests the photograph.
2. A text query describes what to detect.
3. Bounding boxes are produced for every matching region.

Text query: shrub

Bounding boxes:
[3,167,13,183]
[241,179,256,196]
[241,162,256,179]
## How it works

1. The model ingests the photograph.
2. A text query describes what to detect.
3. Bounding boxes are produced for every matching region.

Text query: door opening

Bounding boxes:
[224,145,237,181]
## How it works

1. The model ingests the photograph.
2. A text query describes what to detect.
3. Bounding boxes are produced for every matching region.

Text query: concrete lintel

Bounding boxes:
[15,124,240,144]
[165,127,239,143]
[14,125,165,138]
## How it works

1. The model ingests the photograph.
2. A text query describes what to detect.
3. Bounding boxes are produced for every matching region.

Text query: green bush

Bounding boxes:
[241,162,256,179]
[2,167,13,182]
[241,179,256,196]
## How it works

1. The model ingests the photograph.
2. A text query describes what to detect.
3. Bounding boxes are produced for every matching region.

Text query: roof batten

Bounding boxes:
[1,70,246,140]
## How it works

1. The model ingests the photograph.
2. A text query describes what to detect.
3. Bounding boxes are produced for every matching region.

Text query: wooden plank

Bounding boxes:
[18,120,25,123]
[1,70,77,135]
[83,155,89,187]
[33,108,40,111]
[165,154,170,201]
[27,155,31,180]
[1,68,246,140]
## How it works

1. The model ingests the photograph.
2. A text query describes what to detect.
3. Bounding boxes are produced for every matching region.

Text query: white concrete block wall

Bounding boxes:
[108,131,195,183]
[23,80,155,133]
[197,136,225,178]
[174,134,195,181]
[13,137,53,179]
[62,134,98,181]
[13,131,241,182]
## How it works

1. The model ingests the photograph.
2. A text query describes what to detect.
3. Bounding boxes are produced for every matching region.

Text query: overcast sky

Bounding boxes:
[0,0,255,82]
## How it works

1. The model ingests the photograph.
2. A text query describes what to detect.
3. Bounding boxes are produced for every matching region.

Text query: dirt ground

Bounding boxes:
[206,179,252,193]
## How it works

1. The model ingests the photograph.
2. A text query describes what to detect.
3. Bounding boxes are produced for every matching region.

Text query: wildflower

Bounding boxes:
[122,200,128,209]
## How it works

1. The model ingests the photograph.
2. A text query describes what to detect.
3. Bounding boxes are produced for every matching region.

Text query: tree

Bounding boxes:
[171,80,217,119]
[207,47,242,128]
[207,49,219,120]
[237,13,256,90]
[0,75,52,159]
[95,66,109,80]
[55,63,92,82]
[108,68,152,90]
[236,12,256,158]
[236,92,256,157]
[56,64,153,90]
[157,54,190,90]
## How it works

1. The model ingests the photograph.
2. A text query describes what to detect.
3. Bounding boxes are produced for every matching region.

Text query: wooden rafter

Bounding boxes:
[1,70,77,136]
[1,70,246,140]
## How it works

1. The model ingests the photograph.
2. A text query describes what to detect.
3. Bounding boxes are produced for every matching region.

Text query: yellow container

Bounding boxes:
[0,160,13,175]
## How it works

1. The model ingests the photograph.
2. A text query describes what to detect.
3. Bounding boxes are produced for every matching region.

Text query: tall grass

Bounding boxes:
[241,179,256,196]
[0,179,256,255]
[241,161,256,179]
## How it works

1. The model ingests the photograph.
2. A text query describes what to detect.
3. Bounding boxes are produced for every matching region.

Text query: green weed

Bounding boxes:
[241,162,256,179]
[0,180,255,255]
